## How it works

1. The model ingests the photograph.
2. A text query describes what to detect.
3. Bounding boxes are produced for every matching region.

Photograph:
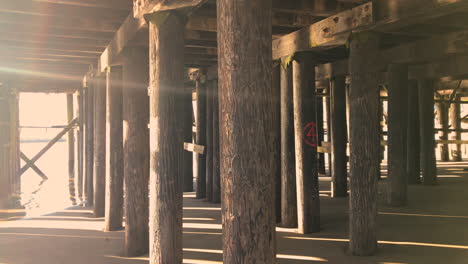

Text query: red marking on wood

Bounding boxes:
[304,122,318,147]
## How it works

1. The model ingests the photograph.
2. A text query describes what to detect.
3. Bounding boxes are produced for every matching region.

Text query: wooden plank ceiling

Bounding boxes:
[0,0,367,92]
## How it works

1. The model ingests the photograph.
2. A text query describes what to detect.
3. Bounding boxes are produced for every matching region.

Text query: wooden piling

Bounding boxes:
[195,74,207,199]
[273,64,281,223]
[437,101,449,161]
[212,79,221,203]
[330,76,348,197]
[218,0,278,262]
[316,93,326,175]
[105,66,124,231]
[280,62,297,227]
[122,47,150,257]
[348,32,380,256]
[93,75,106,217]
[407,80,421,184]
[418,79,438,185]
[84,79,95,207]
[293,55,320,234]
[147,12,185,263]
[387,64,408,206]
[77,88,84,203]
[450,95,462,161]
[183,84,194,193]
[0,86,12,209]
[67,94,76,205]
[205,80,213,201]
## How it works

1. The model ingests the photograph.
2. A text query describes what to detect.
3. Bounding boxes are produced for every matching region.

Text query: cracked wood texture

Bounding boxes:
[94,75,107,218]
[348,32,380,256]
[280,63,297,228]
[84,81,94,207]
[217,0,278,262]
[330,76,348,197]
[105,66,124,231]
[418,79,438,185]
[212,79,221,203]
[293,56,320,234]
[273,65,281,223]
[406,80,421,184]
[123,48,150,257]
[387,64,408,206]
[148,13,185,264]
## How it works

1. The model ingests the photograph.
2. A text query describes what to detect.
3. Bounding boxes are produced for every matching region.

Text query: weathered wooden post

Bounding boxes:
[122,47,150,257]
[93,75,106,217]
[105,66,124,231]
[273,64,281,223]
[84,76,95,207]
[0,85,12,209]
[436,100,449,161]
[316,93,326,175]
[9,88,21,208]
[325,90,332,176]
[67,94,76,205]
[133,0,191,259]
[280,62,297,227]
[450,96,462,162]
[293,54,320,234]
[212,79,221,203]
[77,87,84,203]
[195,71,207,199]
[387,64,409,206]
[218,0,277,262]
[205,80,213,201]
[348,32,380,256]
[183,84,193,193]
[407,80,421,184]
[419,79,438,185]
[330,75,348,197]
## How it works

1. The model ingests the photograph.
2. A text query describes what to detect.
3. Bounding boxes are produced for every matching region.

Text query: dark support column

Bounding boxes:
[280,62,297,227]
[195,74,207,199]
[77,88,84,203]
[437,101,449,161]
[330,76,348,197]
[218,0,277,262]
[84,80,95,207]
[273,64,281,223]
[293,55,320,234]
[387,64,408,206]
[205,80,213,201]
[147,12,185,263]
[0,86,12,209]
[407,80,421,184]
[212,79,221,203]
[348,32,380,256]
[122,48,150,257]
[183,86,193,193]
[316,94,326,175]
[105,66,124,231]
[93,75,106,217]
[419,80,438,185]
[325,92,332,176]
[450,96,462,161]
[67,94,76,205]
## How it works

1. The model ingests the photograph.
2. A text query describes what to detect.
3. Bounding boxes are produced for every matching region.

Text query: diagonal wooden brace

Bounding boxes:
[19,152,48,180]
[19,118,78,176]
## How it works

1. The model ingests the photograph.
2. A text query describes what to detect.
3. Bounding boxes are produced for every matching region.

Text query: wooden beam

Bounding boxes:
[93,75,106,218]
[133,0,206,18]
[100,15,147,72]
[32,0,131,10]
[67,94,76,205]
[272,2,373,60]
